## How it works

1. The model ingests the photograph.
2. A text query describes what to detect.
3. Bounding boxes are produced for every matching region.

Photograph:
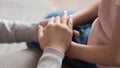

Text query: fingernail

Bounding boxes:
[56,16,60,18]
[69,15,72,18]
[64,10,67,14]
[51,16,54,19]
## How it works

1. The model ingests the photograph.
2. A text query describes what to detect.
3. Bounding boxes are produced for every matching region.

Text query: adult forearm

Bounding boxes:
[72,0,100,26]
[0,19,39,43]
[37,48,64,68]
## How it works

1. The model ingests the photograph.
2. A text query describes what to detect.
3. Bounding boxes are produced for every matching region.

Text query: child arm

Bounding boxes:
[72,0,100,26]
[66,6,120,66]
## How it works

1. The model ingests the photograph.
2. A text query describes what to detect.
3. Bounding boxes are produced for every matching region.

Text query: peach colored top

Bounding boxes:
[88,0,120,68]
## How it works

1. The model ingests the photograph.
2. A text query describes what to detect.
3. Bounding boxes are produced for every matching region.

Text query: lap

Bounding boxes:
[27,10,96,68]
[0,48,73,68]
[0,48,41,68]
[0,10,95,68]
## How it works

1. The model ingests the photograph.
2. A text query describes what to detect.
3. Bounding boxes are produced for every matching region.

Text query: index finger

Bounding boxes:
[67,15,73,29]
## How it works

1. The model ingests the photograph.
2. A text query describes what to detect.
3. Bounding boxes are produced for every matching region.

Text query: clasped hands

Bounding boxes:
[37,11,80,55]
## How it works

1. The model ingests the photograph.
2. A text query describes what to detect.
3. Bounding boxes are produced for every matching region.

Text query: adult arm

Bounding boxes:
[37,48,64,68]
[37,12,73,68]
[0,19,39,43]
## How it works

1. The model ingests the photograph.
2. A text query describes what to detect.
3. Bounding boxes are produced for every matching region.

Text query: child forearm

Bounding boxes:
[66,42,120,66]
[72,0,100,26]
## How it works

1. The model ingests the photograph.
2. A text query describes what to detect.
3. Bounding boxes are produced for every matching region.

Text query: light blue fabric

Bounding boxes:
[27,10,96,68]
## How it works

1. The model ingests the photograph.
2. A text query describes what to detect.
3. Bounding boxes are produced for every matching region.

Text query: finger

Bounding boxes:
[38,25,44,38]
[48,17,55,24]
[71,41,80,46]
[55,16,60,24]
[68,15,73,29]
[61,11,68,25]
[73,30,80,36]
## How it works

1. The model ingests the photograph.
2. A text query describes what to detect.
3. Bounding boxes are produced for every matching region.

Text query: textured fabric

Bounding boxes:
[37,48,64,68]
[27,10,97,68]
[0,19,38,43]
[88,0,120,68]
[0,48,73,68]
[0,48,42,68]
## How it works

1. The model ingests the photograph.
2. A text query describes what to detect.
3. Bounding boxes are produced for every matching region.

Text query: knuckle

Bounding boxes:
[62,26,68,30]
[48,23,54,27]
[64,19,67,22]
[69,30,72,34]
[54,24,61,28]
[62,17,67,22]
[67,29,73,35]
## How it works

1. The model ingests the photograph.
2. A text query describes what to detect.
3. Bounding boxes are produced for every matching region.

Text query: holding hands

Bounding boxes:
[37,11,73,53]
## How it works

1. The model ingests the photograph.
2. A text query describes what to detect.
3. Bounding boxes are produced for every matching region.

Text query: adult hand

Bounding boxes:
[39,14,80,37]
[37,11,73,53]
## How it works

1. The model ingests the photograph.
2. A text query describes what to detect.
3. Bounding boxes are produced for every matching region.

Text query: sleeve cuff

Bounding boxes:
[43,48,65,60]
[37,48,65,68]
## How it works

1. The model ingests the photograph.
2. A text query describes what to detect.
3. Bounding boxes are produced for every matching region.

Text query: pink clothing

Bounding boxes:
[88,0,120,68]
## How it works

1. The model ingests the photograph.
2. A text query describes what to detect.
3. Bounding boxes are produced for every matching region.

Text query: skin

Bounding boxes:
[72,0,100,26]
[39,0,120,66]
[39,18,80,36]
[39,0,100,36]
[39,0,100,27]
[38,11,73,53]
[66,0,120,66]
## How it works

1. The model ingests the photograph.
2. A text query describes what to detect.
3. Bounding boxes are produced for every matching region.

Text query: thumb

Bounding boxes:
[73,30,80,36]
[38,25,44,38]
[71,41,80,46]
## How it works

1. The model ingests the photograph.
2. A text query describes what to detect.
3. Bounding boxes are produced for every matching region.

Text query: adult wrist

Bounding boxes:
[44,46,66,54]
[43,47,65,60]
